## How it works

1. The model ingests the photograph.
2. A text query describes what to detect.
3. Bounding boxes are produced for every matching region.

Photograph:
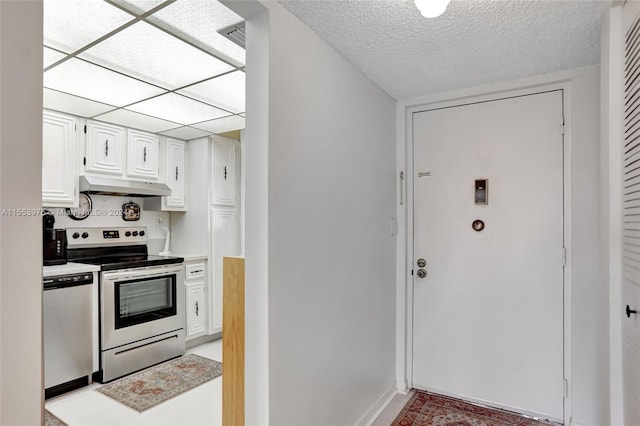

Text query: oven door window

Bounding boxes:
[114,274,177,329]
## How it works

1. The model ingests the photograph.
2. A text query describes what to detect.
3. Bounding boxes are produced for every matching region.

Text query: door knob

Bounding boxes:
[417,258,427,268]
[627,305,637,318]
[417,269,427,279]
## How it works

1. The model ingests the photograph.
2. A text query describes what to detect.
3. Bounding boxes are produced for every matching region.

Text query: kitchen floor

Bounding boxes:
[45,339,222,426]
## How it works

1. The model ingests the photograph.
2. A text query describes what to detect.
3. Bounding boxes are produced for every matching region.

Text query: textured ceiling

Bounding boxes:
[278,0,610,100]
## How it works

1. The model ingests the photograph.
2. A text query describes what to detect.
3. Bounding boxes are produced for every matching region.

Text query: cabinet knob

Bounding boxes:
[105,140,109,157]
[627,305,637,318]
[224,166,227,180]
[195,301,199,317]
[143,146,147,162]
[176,166,179,180]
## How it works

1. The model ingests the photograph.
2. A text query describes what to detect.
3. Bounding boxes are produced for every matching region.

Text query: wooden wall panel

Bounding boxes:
[222,257,244,426]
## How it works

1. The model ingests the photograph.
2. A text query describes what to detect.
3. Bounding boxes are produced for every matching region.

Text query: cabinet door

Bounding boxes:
[165,138,186,208]
[210,208,239,334]
[127,130,159,179]
[186,281,206,339]
[211,139,237,206]
[85,121,125,176]
[42,111,78,207]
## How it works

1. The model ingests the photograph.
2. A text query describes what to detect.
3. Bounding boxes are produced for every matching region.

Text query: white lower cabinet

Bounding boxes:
[185,260,207,341]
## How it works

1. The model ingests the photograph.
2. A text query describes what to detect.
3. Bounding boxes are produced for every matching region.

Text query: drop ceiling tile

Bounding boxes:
[93,109,180,133]
[177,71,245,113]
[44,58,166,107]
[148,0,245,66]
[126,93,230,125]
[44,88,116,117]
[44,0,134,53]
[160,126,212,140]
[44,47,66,68]
[79,21,234,89]
[191,115,245,133]
[108,0,167,15]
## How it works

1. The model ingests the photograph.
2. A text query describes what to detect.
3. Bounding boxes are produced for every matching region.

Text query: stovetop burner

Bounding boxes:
[75,254,184,271]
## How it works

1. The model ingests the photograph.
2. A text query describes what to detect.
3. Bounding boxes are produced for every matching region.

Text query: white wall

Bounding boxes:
[244,8,270,425]
[242,2,397,425]
[570,65,608,426]
[47,195,170,253]
[397,65,606,426]
[0,1,44,424]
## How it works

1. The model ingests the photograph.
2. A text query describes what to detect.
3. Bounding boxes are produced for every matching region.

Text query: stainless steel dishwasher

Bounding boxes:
[43,272,94,399]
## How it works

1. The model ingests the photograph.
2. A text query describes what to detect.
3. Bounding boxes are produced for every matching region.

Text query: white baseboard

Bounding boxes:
[355,384,398,426]
[396,379,409,394]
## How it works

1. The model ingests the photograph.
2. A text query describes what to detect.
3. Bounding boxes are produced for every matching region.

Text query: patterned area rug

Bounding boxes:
[96,354,222,412]
[44,409,67,426]
[392,391,555,426]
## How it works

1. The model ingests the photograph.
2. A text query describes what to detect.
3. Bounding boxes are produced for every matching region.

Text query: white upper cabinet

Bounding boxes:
[164,138,186,209]
[127,129,159,180]
[143,137,187,211]
[211,138,237,206]
[85,120,126,176]
[42,110,78,207]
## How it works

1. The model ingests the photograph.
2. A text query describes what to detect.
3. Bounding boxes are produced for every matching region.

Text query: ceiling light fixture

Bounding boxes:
[415,0,451,18]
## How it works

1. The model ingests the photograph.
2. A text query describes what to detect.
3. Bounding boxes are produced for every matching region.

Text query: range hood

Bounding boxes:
[79,175,171,197]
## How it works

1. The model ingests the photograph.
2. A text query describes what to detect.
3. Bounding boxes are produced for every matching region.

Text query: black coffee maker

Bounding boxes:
[43,210,67,265]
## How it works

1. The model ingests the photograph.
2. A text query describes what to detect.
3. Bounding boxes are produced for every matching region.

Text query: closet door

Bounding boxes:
[622,3,640,424]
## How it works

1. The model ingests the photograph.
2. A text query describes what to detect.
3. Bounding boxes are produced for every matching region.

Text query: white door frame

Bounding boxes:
[396,75,574,425]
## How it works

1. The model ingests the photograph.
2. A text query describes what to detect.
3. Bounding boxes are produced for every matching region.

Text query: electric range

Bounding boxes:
[66,226,185,383]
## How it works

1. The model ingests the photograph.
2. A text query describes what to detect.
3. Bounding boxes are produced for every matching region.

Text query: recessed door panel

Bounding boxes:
[86,120,125,176]
[211,139,237,206]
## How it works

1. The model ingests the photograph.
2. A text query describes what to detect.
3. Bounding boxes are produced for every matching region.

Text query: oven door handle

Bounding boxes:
[101,265,184,281]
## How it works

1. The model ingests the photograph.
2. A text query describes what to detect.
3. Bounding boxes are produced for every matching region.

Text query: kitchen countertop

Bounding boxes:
[43,262,101,277]
[164,253,208,262]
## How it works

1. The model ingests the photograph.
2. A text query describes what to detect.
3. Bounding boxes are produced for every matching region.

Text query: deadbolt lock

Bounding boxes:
[417,258,427,268]
[416,269,427,279]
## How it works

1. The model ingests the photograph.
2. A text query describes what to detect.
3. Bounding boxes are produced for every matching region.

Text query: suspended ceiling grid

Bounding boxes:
[44,0,246,140]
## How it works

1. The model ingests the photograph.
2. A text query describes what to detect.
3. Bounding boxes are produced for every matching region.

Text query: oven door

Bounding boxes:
[101,264,184,350]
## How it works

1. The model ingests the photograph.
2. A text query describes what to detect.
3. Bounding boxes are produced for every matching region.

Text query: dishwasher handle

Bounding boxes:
[43,273,93,290]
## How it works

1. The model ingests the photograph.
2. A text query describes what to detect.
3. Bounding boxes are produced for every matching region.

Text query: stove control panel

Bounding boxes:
[67,227,149,248]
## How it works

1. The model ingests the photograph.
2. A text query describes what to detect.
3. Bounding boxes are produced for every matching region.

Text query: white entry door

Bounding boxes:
[412,90,565,421]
